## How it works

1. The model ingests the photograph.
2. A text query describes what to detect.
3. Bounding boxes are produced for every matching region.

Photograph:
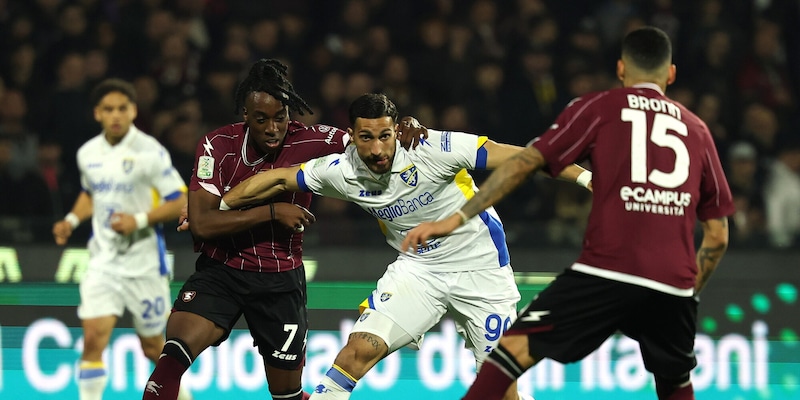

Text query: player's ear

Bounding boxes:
[616,59,625,82]
[93,106,101,122]
[667,64,677,86]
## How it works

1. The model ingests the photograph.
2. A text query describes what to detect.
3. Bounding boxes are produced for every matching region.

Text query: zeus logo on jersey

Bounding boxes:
[359,190,382,197]
[367,191,435,221]
[520,310,550,322]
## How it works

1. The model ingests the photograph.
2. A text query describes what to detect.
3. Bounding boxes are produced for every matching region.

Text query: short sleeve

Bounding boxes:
[531,94,606,177]
[696,134,735,221]
[148,147,187,200]
[417,130,485,177]
[298,153,350,201]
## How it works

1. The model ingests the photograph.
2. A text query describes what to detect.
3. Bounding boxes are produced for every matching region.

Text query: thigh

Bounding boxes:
[172,255,244,344]
[359,260,448,348]
[78,269,125,320]
[242,266,308,371]
[508,270,637,363]
[449,267,521,364]
[623,293,698,377]
[122,274,171,337]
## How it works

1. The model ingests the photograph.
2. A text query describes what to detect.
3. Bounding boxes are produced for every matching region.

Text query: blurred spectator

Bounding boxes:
[737,18,795,114]
[738,102,780,159]
[0,136,52,217]
[380,54,421,118]
[0,89,39,178]
[763,135,800,247]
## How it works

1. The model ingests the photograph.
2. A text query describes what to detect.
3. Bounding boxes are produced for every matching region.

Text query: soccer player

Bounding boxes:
[141,60,425,400]
[52,78,191,400]
[401,27,735,400]
[218,93,592,400]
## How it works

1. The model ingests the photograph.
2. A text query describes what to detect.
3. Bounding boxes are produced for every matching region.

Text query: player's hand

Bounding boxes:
[177,204,189,232]
[273,203,316,233]
[400,215,462,253]
[397,116,428,150]
[109,212,138,235]
[52,220,73,246]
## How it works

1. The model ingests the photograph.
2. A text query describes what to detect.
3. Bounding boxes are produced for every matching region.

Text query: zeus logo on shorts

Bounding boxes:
[181,291,196,302]
[272,350,298,361]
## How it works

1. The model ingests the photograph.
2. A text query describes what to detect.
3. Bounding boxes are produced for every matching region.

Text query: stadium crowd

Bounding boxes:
[0,0,798,248]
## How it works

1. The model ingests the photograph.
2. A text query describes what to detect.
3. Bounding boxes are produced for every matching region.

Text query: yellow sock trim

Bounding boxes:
[79,360,105,369]
[332,364,358,383]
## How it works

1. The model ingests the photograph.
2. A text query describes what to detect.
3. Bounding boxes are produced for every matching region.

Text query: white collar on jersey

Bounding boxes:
[632,82,664,95]
[101,124,141,149]
[241,126,277,167]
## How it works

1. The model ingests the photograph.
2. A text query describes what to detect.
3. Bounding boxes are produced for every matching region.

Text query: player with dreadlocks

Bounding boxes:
[142,59,425,400]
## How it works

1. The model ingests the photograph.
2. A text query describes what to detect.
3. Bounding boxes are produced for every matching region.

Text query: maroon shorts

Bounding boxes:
[507,269,698,378]
[173,254,308,370]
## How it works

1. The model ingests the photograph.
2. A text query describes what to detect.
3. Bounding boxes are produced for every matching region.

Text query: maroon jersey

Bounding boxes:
[532,83,734,294]
[189,121,348,272]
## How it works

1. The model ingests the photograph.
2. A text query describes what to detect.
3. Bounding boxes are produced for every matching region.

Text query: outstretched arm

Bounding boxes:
[401,145,547,251]
[221,166,303,210]
[695,217,729,295]
[484,140,592,190]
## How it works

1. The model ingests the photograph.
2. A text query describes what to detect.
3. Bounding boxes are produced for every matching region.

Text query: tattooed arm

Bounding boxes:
[400,146,546,252]
[695,217,730,295]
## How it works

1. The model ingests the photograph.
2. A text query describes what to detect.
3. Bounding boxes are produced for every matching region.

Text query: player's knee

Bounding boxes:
[140,340,164,361]
[654,372,690,387]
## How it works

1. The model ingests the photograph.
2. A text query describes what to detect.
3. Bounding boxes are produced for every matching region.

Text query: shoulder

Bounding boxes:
[76,134,104,158]
[287,121,347,141]
[201,123,245,149]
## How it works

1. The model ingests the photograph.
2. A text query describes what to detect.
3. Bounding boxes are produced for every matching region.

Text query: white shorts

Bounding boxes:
[355,259,521,364]
[78,269,171,337]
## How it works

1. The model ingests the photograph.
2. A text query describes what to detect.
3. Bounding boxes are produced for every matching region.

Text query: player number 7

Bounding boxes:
[622,108,690,189]
[281,323,299,352]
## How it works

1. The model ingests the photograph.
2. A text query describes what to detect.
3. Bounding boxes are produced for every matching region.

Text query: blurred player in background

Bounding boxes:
[402,27,734,400]
[52,78,190,400]
[219,93,591,400]
[142,60,425,400]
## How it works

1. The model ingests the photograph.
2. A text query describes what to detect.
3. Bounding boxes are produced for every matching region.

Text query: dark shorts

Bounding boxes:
[173,254,308,370]
[507,269,697,378]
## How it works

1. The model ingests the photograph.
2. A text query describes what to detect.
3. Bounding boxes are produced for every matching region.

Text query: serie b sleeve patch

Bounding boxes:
[197,156,214,179]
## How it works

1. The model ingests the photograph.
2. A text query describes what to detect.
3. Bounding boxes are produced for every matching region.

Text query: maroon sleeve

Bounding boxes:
[696,125,735,221]
[188,129,227,196]
[311,123,350,157]
[531,92,609,177]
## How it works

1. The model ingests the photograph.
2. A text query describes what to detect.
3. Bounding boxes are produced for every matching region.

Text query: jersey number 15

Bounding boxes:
[622,109,689,189]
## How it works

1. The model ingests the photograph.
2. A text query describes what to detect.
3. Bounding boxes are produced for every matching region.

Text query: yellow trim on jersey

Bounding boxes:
[377,219,388,236]
[454,169,476,199]
[359,298,370,314]
[476,136,489,148]
[151,188,160,207]
[333,364,359,382]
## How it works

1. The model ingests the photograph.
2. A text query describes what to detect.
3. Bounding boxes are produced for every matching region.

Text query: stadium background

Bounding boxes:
[1,0,799,399]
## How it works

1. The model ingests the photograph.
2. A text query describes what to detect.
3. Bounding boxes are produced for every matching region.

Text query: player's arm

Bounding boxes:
[53,191,93,245]
[220,166,303,210]
[483,140,592,190]
[401,145,547,251]
[695,216,729,296]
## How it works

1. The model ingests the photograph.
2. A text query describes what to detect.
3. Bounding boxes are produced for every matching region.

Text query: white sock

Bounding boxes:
[309,365,357,400]
[177,384,194,400]
[517,391,536,400]
[78,360,108,400]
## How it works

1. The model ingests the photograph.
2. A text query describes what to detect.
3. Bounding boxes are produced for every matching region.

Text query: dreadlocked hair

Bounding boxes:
[234,58,313,116]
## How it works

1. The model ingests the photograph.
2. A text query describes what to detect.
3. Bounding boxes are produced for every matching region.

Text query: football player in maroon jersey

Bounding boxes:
[403,27,734,400]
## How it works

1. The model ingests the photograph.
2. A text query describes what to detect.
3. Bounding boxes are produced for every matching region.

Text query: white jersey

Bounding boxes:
[299,129,510,272]
[77,126,186,278]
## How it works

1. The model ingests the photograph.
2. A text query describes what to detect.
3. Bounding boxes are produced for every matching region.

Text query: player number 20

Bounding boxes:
[622,108,689,189]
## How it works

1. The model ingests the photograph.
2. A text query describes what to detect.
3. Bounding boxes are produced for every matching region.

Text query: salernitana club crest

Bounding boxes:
[122,158,134,174]
[399,165,418,187]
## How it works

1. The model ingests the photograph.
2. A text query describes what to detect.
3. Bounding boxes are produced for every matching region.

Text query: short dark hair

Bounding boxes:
[621,26,672,71]
[348,93,398,125]
[90,78,137,106]
[234,58,313,116]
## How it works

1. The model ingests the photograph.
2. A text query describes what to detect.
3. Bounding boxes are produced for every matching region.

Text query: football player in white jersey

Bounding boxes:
[219,94,592,400]
[52,78,192,400]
